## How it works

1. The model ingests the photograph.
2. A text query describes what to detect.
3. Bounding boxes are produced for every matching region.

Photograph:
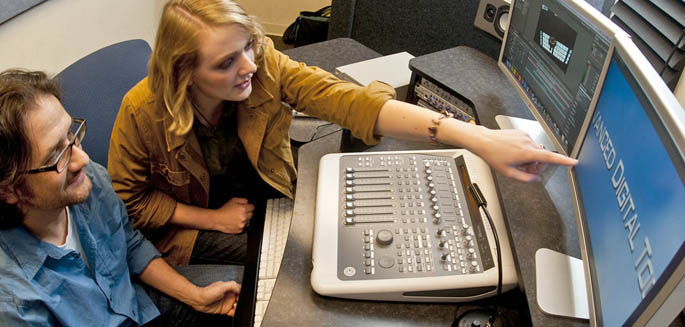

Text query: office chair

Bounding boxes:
[56,39,151,166]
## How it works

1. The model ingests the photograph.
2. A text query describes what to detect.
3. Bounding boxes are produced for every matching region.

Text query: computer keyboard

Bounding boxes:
[253,197,294,327]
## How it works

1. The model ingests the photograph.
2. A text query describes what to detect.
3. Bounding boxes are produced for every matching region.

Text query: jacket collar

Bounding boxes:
[164,113,187,152]
[246,72,274,109]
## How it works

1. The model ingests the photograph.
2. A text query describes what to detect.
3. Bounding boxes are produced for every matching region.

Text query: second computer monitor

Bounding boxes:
[498,0,620,155]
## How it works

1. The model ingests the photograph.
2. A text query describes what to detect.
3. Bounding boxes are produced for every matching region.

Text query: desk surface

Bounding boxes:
[264,41,585,326]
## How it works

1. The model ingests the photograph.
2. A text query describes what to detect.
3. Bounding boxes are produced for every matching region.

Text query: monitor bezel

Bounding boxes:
[568,33,685,327]
[497,0,627,156]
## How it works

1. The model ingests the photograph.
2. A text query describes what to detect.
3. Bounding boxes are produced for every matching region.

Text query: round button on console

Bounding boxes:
[378,256,395,269]
[343,266,356,277]
[376,229,394,246]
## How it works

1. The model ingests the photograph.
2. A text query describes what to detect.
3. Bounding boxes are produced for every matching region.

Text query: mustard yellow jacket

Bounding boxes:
[107,39,395,265]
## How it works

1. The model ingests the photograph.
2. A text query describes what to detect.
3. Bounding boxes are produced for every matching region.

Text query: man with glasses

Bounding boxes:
[0,69,243,326]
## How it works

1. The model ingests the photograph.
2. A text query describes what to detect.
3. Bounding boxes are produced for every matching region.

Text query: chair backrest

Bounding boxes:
[56,39,151,166]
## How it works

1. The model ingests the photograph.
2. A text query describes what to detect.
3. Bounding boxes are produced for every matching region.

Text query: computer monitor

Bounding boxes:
[497,0,624,155]
[497,0,684,325]
[568,33,685,326]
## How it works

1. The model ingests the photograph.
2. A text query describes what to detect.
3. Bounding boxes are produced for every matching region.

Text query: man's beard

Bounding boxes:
[17,175,93,212]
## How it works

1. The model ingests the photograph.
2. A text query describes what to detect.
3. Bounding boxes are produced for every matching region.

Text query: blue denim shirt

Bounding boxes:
[0,162,161,326]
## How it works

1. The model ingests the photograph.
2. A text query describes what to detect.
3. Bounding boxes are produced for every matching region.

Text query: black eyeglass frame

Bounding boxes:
[26,118,86,174]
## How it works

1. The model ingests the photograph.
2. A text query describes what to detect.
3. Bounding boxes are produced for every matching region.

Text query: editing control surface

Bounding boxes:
[311,149,516,302]
[337,153,494,280]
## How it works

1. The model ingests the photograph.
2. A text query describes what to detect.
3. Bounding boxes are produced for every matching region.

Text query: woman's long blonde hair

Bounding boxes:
[149,0,266,135]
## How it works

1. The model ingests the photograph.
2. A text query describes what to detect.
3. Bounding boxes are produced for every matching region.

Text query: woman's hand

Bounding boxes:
[210,197,255,234]
[466,125,577,182]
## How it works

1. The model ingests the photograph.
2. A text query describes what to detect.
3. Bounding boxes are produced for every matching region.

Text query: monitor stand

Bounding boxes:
[496,116,590,319]
[494,115,556,151]
[535,248,590,320]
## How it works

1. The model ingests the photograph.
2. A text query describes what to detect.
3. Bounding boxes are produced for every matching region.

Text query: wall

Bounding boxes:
[0,0,165,74]
[2,0,681,106]
[234,0,330,35]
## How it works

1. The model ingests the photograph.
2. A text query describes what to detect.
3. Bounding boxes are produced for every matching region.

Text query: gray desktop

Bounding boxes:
[262,41,566,327]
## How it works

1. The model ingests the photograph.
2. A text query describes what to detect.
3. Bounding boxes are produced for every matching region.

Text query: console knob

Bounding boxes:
[436,228,445,236]
[433,218,441,225]
[440,253,449,261]
[468,248,477,258]
[438,240,447,248]
[464,235,474,247]
[425,169,432,174]
[376,229,394,246]
[470,261,479,272]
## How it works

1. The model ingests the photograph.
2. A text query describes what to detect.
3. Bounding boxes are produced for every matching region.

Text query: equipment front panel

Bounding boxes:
[336,153,494,281]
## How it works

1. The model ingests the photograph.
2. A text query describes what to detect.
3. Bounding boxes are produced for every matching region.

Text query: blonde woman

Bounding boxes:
[108,0,576,267]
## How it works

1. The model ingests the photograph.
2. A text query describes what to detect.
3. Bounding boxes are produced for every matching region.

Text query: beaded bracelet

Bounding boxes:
[427,111,454,144]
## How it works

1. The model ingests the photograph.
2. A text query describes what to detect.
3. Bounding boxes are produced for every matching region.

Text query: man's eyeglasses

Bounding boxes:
[26,118,86,174]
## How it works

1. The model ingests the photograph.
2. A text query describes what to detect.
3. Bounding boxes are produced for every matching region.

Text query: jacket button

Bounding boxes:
[270,168,275,173]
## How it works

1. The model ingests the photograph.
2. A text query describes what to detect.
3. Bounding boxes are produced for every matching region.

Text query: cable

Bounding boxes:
[468,183,502,326]
[309,122,342,142]
[660,28,684,76]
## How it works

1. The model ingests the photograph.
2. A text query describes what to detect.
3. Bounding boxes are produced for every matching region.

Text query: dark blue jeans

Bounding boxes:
[190,230,248,265]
